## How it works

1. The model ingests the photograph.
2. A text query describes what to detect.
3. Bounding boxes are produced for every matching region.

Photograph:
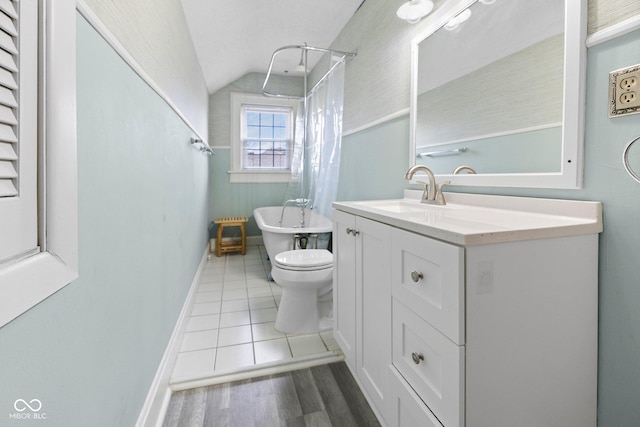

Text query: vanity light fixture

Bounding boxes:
[479,0,497,4]
[396,0,434,24]
[444,8,472,31]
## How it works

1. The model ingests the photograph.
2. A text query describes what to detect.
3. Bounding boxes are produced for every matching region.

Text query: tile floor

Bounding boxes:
[170,245,341,384]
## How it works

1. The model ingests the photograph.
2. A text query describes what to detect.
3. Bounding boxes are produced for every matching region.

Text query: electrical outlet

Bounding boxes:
[609,64,640,117]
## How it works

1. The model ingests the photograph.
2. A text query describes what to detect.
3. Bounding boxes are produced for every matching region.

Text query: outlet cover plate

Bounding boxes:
[609,64,640,118]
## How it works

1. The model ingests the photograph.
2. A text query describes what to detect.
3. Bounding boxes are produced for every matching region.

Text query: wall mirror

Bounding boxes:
[409,0,586,189]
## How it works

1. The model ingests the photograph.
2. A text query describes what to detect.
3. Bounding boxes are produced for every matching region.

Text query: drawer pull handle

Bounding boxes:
[411,352,424,364]
[346,228,360,236]
[411,271,424,282]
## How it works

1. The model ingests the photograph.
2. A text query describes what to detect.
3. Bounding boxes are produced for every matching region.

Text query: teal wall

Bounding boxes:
[0,15,210,426]
[337,115,410,202]
[210,148,287,236]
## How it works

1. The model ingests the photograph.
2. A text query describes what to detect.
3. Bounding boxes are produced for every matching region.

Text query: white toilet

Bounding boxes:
[270,249,333,334]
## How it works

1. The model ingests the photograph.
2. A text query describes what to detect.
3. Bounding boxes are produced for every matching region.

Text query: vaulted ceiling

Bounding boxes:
[180,0,364,94]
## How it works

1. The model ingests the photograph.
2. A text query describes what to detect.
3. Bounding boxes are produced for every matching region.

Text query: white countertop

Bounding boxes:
[332,191,603,245]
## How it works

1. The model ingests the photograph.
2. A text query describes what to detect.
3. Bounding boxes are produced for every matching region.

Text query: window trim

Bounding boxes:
[229,92,298,184]
[0,0,78,328]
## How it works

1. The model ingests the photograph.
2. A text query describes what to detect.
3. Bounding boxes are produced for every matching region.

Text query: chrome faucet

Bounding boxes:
[280,198,312,227]
[404,165,449,205]
[453,165,476,174]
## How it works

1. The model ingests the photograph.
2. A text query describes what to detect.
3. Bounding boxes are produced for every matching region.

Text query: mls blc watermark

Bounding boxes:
[9,399,47,420]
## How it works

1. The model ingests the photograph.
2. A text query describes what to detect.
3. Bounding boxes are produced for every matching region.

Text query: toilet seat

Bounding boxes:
[273,249,333,271]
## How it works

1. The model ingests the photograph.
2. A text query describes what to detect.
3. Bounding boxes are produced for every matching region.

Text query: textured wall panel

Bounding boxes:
[82,0,208,138]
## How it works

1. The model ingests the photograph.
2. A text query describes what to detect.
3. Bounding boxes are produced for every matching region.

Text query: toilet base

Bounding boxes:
[274,287,333,334]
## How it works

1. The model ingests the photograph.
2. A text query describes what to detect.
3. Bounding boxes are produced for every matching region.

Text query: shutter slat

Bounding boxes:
[0,11,16,36]
[0,85,16,107]
[0,104,16,125]
[0,159,17,178]
[0,0,17,20]
[0,141,15,160]
[0,67,16,89]
[0,29,17,54]
[0,178,17,197]
[0,48,16,72]
[0,123,16,143]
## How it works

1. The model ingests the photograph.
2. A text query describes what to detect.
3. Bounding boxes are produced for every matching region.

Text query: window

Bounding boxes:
[242,106,292,170]
[230,92,298,183]
[0,0,78,328]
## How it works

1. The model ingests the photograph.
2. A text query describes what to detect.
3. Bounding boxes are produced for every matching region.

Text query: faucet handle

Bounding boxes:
[435,181,450,205]
[416,180,430,201]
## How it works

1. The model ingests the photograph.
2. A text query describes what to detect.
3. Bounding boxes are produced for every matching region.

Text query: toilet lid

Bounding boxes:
[274,249,333,270]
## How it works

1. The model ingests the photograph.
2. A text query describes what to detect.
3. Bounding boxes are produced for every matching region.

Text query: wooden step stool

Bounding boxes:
[214,216,248,257]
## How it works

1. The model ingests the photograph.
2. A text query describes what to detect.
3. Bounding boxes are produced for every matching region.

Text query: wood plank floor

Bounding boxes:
[163,362,381,427]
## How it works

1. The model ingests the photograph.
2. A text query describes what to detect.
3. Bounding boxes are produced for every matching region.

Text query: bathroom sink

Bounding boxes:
[333,192,603,245]
[351,199,447,213]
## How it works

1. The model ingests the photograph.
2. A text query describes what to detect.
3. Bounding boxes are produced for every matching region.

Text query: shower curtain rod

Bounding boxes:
[262,44,357,99]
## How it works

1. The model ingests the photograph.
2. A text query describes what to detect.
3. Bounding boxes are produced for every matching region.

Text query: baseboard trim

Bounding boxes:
[134,246,209,427]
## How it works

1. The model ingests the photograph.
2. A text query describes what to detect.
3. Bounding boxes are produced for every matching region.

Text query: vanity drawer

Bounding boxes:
[391,228,465,344]
[393,298,464,427]
[388,366,443,427]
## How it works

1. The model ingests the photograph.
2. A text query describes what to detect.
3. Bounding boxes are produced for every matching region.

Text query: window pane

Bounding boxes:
[273,113,287,127]
[260,126,274,139]
[246,125,260,138]
[246,111,260,126]
[260,113,273,127]
[273,126,287,139]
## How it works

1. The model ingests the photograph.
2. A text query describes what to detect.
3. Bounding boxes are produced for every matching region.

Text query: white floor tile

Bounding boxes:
[217,324,253,347]
[173,349,216,379]
[248,287,273,299]
[191,301,222,316]
[195,291,222,303]
[288,334,328,358]
[221,299,249,313]
[180,329,219,352]
[270,285,283,296]
[222,288,248,301]
[247,278,270,288]
[254,338,292,365]
[222,280,246,290]
[250,307,278,324]
[252,322,285,342]
[219,310,251,328]
[214,343,254,372]
[170,246,339,382]
[249,297,276,310]
[186,314,220,332]
[199,272,224,282]
[198,282,224,292]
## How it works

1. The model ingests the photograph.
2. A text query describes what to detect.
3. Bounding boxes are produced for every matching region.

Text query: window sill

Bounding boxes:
[228,170,291,184]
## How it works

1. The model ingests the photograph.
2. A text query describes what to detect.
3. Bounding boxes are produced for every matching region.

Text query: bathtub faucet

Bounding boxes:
[280,198,313,227]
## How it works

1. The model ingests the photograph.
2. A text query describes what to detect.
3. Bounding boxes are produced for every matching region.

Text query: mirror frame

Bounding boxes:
[409,0,587,189]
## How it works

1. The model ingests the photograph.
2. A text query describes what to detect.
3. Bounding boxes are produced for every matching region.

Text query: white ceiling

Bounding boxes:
[180,0,364,94]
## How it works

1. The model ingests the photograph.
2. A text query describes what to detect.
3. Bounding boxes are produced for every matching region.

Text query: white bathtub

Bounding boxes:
[253,206,333,261]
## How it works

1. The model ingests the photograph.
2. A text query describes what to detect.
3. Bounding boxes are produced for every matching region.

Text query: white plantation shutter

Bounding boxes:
[0,0,38,264]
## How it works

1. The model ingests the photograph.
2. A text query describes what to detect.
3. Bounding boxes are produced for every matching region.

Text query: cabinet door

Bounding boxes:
[356,217,392,420]
[333,209,357,367]
[388,367,443,427]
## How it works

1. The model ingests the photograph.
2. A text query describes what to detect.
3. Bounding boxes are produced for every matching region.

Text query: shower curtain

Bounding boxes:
[284,55,346,219]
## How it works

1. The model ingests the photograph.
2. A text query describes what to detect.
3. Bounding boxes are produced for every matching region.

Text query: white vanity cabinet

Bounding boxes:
[333,209,392,424]
[333,193,602,427]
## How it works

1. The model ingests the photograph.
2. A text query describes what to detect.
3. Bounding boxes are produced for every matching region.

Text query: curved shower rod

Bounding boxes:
[262,44,357,99]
